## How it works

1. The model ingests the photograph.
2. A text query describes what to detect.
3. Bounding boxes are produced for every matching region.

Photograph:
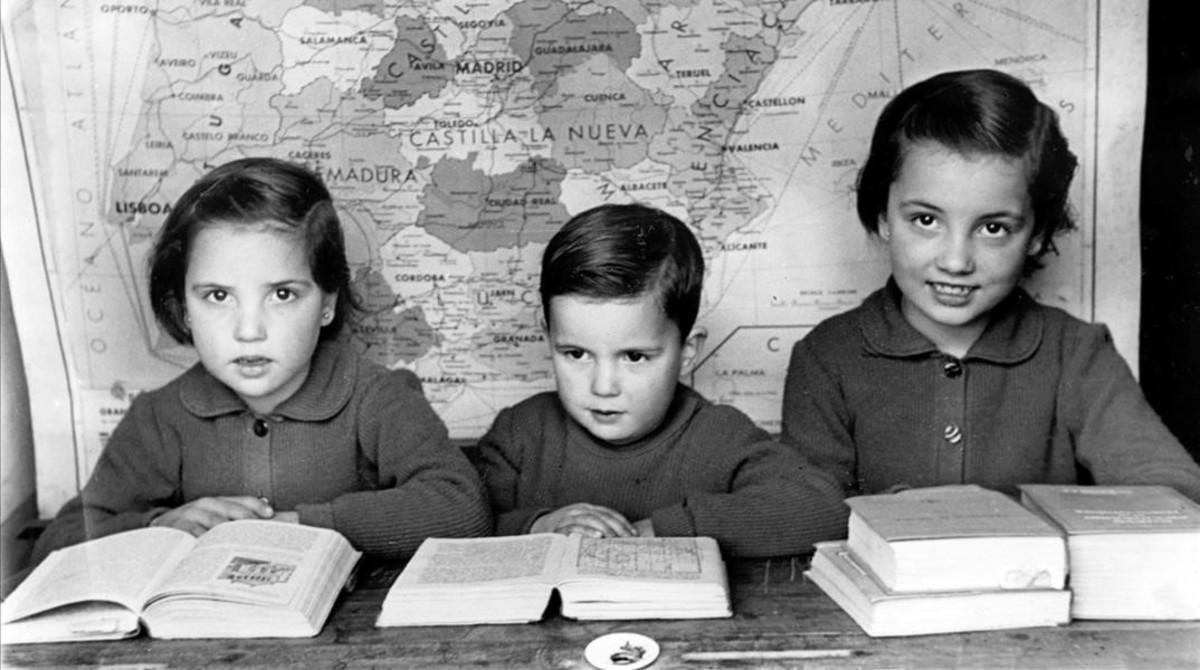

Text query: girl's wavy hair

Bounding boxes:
[856,69,1079,274]
[148,157,360,344]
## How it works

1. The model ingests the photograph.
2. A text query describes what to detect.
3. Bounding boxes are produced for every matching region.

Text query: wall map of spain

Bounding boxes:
[3,0,1119,512]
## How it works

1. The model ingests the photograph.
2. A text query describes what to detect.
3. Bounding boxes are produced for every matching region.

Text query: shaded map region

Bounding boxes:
[418,155,570,252]
[350,266,438,366]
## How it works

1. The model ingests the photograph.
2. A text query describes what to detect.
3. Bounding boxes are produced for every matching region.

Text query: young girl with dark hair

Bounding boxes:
[781,69,1200,502]
[33,157,490,563]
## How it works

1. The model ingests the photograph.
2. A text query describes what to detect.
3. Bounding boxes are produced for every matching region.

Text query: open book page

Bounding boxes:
[395,534,569,589]
[145,520,344,610]
[377,534,572,626]
[560,535,724,585]
[0,527,194,624]
[556,536,731,619]
[376,535,730,625]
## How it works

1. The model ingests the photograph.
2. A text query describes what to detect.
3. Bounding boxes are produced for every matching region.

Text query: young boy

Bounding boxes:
[476,203,847,557]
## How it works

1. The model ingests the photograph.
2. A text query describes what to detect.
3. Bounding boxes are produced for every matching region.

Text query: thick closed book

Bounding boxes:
[1,520,360,643]
[376,534,730,626]
[806,542,1071,637]
[1020,484,1200,620]
[845,485,1067,592]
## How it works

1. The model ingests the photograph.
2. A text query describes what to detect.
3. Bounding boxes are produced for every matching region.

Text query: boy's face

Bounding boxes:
[879,141,1035,356]
[546,293,700,446]
[184,223,337,414]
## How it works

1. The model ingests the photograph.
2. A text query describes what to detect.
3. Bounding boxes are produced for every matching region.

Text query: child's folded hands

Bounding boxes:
[530,503,638,538]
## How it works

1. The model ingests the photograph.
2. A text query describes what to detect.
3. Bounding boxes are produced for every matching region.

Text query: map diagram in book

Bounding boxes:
[5,2,1105,493]
[577,538,704,579]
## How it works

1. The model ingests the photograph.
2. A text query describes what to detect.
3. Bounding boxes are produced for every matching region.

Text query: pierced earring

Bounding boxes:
[322,311,333,323]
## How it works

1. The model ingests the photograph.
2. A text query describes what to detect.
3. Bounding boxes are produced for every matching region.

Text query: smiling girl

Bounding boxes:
[780,69,1200,502]
[32,157,490,563]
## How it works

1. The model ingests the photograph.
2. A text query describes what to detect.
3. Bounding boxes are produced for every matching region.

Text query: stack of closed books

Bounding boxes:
[806,485,1071,637]
[1019,484,1200,620]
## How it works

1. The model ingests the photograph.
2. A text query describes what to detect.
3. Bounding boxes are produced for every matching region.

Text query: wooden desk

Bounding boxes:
[4,556,1198,669]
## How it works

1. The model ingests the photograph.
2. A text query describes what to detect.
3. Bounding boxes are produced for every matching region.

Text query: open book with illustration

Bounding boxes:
[1,520,360,643]
[377,533,731,626]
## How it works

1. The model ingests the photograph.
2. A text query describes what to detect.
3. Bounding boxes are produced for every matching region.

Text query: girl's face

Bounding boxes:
[184,223,337,414]
[879,141,1036,357]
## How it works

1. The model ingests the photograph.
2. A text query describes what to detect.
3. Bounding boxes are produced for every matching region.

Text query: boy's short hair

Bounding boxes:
[856,68,1078,271]
[148,156,360,345]
[540,203,704,340]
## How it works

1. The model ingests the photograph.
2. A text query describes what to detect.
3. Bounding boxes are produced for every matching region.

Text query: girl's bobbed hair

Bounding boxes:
[148,157,359,344]
[856,69,1078,273]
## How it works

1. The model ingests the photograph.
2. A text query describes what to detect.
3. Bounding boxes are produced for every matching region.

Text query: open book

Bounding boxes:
[376,534,731,626]
[806,541,1070,637]
[1,520,360,643]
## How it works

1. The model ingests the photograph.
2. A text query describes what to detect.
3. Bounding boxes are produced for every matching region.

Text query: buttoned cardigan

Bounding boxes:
[781,280,1200,502]
[33,340,491,563]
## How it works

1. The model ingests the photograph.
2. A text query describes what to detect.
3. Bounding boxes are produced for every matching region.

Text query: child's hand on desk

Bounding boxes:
[632,518,655,537]
[149,496,275,536]
[531,503,636,538]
